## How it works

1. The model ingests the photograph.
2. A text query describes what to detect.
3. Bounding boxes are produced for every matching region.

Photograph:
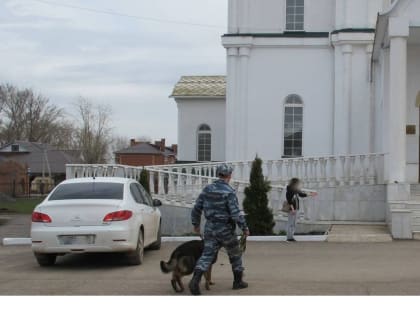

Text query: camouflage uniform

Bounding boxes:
[191,177,248,273]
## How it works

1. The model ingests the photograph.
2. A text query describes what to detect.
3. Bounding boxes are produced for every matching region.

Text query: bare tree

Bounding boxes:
[136,135,152,143]
[111,135,129,152]
[74,97,112,164]
[0,84,66,144]
[49,119,78,150]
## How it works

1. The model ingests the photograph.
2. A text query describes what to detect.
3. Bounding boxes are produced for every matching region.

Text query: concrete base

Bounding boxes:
[386,183,413,239]
[327,225,392,242]
[288,184,387,222]
[390,210,413,239]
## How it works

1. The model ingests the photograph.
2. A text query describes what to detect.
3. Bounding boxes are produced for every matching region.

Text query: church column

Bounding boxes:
[238,46,251,160]
[366,44,375,153]
[342,44,353,154]
[388,17,409,183]
[228,0,238,34]
[226,47,239,161]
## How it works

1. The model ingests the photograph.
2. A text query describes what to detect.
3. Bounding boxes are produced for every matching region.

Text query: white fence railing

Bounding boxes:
[146,153,385,188]
[65,163,285,208]
[65,153,385,210]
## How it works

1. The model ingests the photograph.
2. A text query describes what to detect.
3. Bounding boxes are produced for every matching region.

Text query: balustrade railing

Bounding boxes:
[145,153,385,188]
[65,153,385,211]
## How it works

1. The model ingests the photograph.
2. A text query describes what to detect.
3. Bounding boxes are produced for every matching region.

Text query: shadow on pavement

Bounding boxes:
[51,252,150,270]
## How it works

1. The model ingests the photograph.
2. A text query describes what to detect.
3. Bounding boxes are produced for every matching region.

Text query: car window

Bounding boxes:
[137,183,153,206]
[49,182,124,200]
[130,183,145,204]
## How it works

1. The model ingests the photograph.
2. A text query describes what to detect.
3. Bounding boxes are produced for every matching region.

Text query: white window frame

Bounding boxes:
[283,94,304,158]
[285,0,305,32]
[197,124,212,162]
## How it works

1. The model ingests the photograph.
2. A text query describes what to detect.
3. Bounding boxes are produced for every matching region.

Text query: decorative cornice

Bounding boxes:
[223,32,330,38]
[331,28,376,35]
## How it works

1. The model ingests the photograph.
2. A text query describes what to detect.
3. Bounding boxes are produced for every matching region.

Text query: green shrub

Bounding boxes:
[139,168,150,193]
[242,157,275,235]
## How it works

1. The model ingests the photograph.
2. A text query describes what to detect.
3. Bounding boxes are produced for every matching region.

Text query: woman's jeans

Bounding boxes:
[287,212,297,240]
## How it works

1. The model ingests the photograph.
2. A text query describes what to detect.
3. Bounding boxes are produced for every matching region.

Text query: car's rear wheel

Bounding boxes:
[126,229,144,265]
[34,253,57,267]
[149,222,162,250]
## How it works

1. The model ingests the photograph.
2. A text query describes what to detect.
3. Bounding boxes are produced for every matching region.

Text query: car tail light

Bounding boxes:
[103,210,133,222]
[32,212,52,223]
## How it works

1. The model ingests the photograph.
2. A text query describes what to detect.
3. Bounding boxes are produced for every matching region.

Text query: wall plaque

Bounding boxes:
[406,125,416,135]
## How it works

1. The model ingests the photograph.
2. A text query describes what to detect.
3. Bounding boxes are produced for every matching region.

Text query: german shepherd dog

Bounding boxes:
[160,240,218,293]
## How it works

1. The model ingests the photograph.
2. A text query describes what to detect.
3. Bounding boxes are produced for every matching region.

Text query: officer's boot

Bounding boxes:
[189,269,204,296]
[232,271,248,290]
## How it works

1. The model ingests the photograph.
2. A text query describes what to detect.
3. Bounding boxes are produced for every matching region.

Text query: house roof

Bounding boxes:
[171,76,226,98]
[115,142,176,157]
[0,141,55,153]
[0,141,82,174]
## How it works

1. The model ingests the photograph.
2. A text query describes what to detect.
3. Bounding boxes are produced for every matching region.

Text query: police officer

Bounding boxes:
[189,164,250,295]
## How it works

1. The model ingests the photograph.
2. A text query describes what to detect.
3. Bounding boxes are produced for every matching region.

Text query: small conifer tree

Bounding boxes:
[139,168,150,193]
[242,157,275,235]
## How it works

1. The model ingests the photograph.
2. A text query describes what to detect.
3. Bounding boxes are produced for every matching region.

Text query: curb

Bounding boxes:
[2,238,32,246]
[163,236,327,242]
[2,235,328,247]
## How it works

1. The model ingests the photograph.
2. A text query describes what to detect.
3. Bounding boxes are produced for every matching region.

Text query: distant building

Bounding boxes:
[114,138,177,166]
[0,141,82,185]
[0,156,28,197]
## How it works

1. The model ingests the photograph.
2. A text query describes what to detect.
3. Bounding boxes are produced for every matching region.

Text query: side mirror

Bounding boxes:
[153,199,162,207]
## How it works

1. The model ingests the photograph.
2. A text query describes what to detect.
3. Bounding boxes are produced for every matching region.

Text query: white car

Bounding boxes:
[30,177,162,267]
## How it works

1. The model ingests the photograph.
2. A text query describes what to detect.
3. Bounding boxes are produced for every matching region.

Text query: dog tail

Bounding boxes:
[160,258,177,273]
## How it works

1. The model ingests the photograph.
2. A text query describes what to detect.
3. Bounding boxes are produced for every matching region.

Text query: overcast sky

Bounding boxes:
[0,0,227,145]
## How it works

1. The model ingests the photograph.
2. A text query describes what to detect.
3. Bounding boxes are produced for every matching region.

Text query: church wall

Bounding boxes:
[245,45,334,160]
[335,0,386,29]
[231,0,335,33]
[406,45,420,182]
[176,98,225,162]
[350,45,373,154]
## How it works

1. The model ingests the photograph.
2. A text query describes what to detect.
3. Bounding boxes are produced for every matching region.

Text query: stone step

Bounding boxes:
[327,225,392,243]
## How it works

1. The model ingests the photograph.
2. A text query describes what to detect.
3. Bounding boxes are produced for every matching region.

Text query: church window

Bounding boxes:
[197,124,211,161]
[284,94,303,157]
[286,0,304,31]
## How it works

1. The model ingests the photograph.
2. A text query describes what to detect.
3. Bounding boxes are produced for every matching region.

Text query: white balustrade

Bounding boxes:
[65,153,385,208]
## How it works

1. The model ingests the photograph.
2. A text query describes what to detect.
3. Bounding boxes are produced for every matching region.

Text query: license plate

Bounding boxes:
[58,235,95,245]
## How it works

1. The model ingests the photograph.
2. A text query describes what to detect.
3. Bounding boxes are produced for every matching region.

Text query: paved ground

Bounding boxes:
[2,241,420,295]
[328,224,392,242]
[0,214,31,239]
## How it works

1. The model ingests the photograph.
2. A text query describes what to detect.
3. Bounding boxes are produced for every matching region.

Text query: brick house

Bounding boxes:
[115,138,177,166]
[0,156,28,197]
[0,141,82,194]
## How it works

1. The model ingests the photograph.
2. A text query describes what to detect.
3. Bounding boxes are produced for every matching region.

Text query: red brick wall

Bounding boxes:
[116,154,167,166]
[0,160,28,196]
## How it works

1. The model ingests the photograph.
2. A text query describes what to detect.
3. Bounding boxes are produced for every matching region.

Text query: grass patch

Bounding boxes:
[0,197,44,214]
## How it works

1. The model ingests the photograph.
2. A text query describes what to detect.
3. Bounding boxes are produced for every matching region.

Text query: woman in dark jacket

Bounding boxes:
[286,178,317,242]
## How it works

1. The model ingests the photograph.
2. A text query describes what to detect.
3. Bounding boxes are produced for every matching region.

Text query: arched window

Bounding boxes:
[197,124,211,161]
[284,94,303,157]
[286,0,304,31]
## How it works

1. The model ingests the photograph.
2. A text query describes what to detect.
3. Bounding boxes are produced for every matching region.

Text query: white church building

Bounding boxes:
[172,0,420,185]
[67,0,420,239]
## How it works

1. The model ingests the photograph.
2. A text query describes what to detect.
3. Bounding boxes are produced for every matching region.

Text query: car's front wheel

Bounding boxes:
[34,253,57,267]
[126,229,144,265]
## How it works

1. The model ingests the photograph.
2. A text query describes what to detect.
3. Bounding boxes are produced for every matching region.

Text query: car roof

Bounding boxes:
[61,177,134,184]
